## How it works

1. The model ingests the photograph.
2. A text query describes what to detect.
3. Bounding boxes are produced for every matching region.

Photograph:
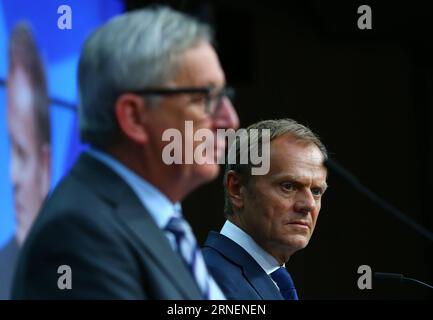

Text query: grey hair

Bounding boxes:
[78,6,213,147]
[223,118,328,216]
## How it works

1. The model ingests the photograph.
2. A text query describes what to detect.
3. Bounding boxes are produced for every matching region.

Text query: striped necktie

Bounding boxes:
[165,216,225,300]
[270,267,299,300]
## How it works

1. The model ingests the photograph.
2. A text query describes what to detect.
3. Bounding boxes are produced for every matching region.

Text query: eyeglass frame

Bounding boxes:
[127,86,235,115]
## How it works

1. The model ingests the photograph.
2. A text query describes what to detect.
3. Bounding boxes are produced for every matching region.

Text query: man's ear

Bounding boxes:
[39,143,51,198]
[226,170,246,212]
[115,93,150,145]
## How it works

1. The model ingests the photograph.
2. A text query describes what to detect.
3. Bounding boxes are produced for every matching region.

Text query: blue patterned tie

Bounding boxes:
[270,267,299,300]
[165,216,225,300]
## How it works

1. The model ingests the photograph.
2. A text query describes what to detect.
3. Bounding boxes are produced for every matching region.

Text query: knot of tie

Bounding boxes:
[165,216,226,300]
[165,217,211,299]
[165,216,196,266]
[270,267,299,300]
[165,216,189,238]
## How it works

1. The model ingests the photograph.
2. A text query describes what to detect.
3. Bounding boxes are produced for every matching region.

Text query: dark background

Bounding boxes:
[125,0,433,299]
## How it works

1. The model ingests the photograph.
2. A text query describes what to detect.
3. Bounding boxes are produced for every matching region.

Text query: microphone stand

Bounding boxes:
[325,158,433,243]
[374,272,433,291]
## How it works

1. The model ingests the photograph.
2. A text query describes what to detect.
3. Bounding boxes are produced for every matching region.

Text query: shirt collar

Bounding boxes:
[86,148,181,229]
[220,220,282,275]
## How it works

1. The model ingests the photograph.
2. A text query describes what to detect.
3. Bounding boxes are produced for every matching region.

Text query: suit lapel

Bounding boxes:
[70,153,202,299]
[205,231,283,300]
[115,203,202,299]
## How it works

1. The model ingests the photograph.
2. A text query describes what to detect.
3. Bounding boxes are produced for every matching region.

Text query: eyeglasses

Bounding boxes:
[128,86,235,115]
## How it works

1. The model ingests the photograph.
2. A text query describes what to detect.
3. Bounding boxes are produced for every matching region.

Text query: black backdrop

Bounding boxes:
[125,0,433,299]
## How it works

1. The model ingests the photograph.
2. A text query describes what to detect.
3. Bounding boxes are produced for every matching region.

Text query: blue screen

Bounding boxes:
[0,0,124,299]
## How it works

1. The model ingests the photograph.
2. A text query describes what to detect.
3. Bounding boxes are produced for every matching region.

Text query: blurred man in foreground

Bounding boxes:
[12,7,238,299]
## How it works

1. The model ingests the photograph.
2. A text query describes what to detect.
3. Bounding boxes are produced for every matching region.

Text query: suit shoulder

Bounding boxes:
[203,246,243,284]
[43,169,112,220]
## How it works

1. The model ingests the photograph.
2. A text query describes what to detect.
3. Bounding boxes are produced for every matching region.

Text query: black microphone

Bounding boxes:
[374,272,433,291]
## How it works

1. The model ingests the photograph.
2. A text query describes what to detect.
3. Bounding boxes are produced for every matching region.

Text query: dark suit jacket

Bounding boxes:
[0,237,18,299]
[12,153,202,299]
[203,231,284,300]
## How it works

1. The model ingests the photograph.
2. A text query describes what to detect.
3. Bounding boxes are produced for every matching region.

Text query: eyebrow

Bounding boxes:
[319,182,329,191]
[273,173,328,190]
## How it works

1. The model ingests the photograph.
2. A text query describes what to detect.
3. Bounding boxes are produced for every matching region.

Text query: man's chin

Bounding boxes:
[284,236,309,252]
[194,162,221,184]
[15,208,26,228]
[15,226,26,246]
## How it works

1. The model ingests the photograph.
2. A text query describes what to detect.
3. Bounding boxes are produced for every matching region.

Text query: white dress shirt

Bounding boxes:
[220,220,283,288]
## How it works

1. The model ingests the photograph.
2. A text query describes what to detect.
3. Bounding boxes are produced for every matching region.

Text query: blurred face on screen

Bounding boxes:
[7,67,51,245]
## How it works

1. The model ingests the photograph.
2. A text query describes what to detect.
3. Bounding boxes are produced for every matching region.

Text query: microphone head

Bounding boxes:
[374,272,404,281]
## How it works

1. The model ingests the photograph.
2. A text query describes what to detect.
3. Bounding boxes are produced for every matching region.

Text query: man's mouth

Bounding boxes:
[287,220,310,229]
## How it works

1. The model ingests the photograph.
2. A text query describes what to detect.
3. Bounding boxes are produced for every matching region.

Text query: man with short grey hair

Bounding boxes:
[12,6,238,299]
[203,119,328,300]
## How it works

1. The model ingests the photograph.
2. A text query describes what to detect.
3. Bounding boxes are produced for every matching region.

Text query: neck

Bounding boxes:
[229,215,294,265]
[104,142,192,203]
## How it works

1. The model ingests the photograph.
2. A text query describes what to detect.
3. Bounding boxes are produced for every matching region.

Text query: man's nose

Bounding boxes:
[212,96,239,130]
[10,151,19,191]
[294,190,316,215]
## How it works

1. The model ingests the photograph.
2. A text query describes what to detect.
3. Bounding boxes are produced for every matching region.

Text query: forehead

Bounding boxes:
[173,41,225,87]
[267,134,327,181]
[7,67,38,129]
[7,68,34,118]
